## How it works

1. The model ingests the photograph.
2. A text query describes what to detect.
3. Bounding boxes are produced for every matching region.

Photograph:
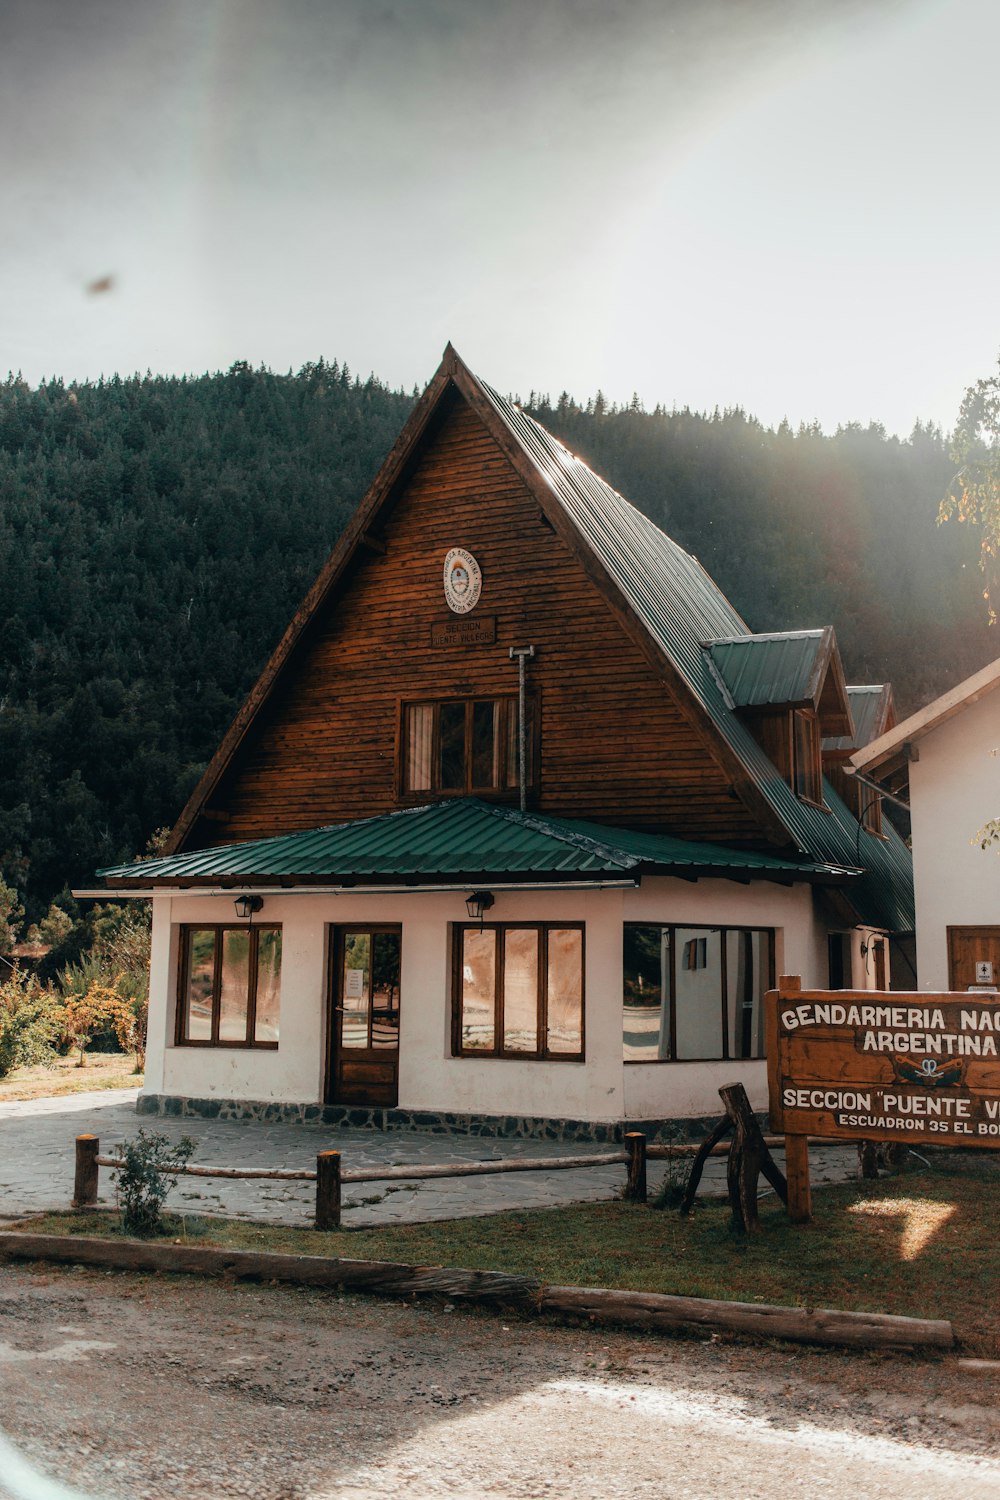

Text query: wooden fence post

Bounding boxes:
[73,1135,100,1209]
[315,1151,341,1230]
[623,1132,647,1203]
[784,1134,812,1224]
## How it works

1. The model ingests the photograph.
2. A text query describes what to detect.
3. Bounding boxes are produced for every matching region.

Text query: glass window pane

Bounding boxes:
[406,705,434,792]
[341,932,370,1049]
[674,928,723,1060]
[184,929,215,1041]
[254,930,282,1044]
[439,702,466,790]
[546,928,583,1055]
[794,712,820,801]
[503,928,539,1053]
[622,925,668,1060]
[723,929,770,1060]
[471,701,499,789]
[219,930,251,1042]
[461,928,496,1051]
[371,931,401,1049]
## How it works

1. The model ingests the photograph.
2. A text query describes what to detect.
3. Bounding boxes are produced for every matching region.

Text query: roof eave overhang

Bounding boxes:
[853,660,1000,775]
[86,861,853,895]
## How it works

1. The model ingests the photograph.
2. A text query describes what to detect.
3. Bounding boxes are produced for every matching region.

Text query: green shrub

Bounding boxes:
[112,1130,195,1237]
[0,966,62,1078]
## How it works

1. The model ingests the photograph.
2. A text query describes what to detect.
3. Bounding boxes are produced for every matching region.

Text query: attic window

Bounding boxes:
[401,697,534,798]
[861,786,883,837]
[792,709,823,806]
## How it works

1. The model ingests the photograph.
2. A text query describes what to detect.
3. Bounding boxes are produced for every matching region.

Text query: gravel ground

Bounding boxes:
[1,1262,999,1500]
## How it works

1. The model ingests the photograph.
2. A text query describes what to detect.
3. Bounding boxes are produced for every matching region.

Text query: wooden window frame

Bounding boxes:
[397,694,538,802]
[791,709,827,810]
[623,922,775,1064]
[451,921,585,1061]
[175,924,281,1049]
[861,786,884,838]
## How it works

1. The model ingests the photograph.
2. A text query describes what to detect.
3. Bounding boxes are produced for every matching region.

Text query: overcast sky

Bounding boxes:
[2,0,998,433]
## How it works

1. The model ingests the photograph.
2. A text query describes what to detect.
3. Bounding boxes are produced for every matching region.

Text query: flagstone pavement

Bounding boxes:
[0,1088,864,1230]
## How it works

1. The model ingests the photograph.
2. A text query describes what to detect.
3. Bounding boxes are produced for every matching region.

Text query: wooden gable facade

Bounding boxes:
[172,358,773,856]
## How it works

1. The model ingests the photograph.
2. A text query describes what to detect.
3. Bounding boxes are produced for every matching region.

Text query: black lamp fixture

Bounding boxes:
[234,894,264,925]
[465,890,495,928]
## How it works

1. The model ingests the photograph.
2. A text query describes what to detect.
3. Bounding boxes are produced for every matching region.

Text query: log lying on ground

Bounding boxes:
[538,1285,954,1350]
[0,1233,540,1305]
[0,1233,953,1351]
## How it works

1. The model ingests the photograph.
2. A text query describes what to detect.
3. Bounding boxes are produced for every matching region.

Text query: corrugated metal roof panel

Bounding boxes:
[823,685,890,753]
[97,799,849,886]
[477,383,913,931]
[706,631,827,708]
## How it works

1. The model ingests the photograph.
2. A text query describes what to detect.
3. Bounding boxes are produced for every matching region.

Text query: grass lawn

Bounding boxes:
[17,1151,1000,1356]
[0,1052,142,1102]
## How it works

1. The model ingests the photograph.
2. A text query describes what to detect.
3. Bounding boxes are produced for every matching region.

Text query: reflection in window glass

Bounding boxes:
[341,932,370,1049]
[726,930,767,1060]
[185,930,216,1041]
[546,928,583,1054]
[623,925,773,1063]
[503,928,538,1053]
[219,931,251,1041]
[371,931,401,1049]
[254,930,282,1044]
[180,926,281,1046]
[674,927,722,1060]
[455,925,584,1059]
[461,928,496,1051]
[622,926,668,1060]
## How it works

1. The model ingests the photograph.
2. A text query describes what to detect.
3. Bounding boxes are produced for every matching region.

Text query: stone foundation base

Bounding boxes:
[136,1092,740,1144]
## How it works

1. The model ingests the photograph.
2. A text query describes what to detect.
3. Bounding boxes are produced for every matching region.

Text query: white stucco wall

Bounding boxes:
[143,875,832,1124]
[909,692,1000,989]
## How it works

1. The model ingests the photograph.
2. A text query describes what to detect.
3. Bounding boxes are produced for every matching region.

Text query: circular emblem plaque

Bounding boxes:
[443,547,482,614]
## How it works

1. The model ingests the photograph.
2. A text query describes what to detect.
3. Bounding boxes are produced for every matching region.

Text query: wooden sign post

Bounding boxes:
[767,973,1000,1223]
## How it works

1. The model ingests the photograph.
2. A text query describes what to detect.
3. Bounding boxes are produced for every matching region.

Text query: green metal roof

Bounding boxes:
[98,798,855,888]
[823,685,891,754]
[705,630,829,709]
[477,382,914,932]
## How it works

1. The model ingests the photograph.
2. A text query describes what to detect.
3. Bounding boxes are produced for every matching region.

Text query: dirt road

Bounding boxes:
[1,1262,998,1500]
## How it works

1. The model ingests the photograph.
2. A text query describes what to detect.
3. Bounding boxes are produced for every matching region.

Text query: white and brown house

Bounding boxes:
[851,657,1000,998]
[89,347,914,1139]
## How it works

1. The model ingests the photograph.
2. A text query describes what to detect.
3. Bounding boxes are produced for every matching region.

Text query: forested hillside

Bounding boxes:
[0,361,991,918]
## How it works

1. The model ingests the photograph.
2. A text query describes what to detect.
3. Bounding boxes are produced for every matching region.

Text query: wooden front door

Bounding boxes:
[326,927,402,1107]
[947,926,1000,992]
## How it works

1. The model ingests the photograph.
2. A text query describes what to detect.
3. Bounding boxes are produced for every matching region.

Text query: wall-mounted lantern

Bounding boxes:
[233,894,264,926]
[464,891,495,928]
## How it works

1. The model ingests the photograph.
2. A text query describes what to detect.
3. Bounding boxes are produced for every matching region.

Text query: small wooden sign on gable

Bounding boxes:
[430,615,497,648]
[767,977,1000,1151]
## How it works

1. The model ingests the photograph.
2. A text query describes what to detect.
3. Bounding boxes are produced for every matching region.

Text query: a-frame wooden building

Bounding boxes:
[95,347,913,1137]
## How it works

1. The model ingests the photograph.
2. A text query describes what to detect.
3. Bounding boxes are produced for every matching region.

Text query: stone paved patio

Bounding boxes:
[0,1089,863,1229]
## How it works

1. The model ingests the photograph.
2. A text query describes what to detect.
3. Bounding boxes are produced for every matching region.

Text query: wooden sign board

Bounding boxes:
[430,615,496,648]
[767,979,1000,1150]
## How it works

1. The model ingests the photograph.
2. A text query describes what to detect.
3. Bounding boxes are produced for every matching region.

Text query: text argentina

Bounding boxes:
[782,1003,1000,1056]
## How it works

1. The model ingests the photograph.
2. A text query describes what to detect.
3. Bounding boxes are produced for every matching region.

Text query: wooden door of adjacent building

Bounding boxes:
[947,926,1000,992]
[326,927,402,1107]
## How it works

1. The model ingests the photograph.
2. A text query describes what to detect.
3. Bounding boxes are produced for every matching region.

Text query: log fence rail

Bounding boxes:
[73,1122,816,1229]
